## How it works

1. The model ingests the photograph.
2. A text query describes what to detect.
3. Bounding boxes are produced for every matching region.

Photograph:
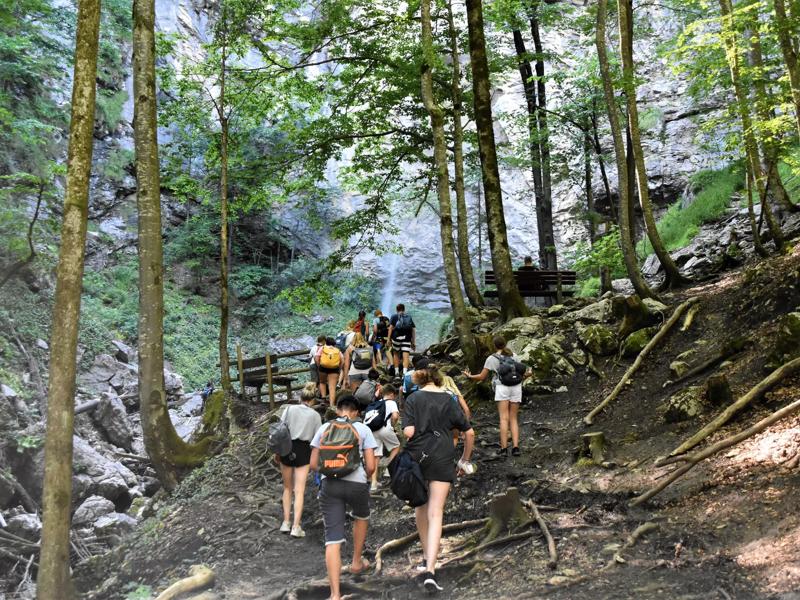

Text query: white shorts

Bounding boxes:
[372,426,401,457]
[494,383,522,403]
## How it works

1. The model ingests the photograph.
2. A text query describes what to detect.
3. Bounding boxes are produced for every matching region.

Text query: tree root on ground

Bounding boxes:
[438,529,535,568]
[530,502,558,569]
[633,397,800,506]
[667,337,749,387]
[585,298,699,425]
[154,565,215,600]
[680,302,700,332]
[373,518,487,574]
[657,356,800,464]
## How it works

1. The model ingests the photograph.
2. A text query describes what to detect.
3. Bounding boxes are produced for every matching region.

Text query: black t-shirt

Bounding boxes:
[402,389,471,459]
[390,313,415,339]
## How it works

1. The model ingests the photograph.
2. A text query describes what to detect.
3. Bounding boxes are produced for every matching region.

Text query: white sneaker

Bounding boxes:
[290,525,305,538]
[280,520,291,533]
[370,482,380,493]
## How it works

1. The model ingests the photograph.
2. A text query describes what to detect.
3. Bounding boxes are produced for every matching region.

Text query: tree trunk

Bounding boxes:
[595,0,655,299]
[465,0,528,320]
[618,0,685,287]
[530,13,558,271]
[421,0,479,370]
[590,102,617,223]
[133,0,211,492]
[584,132,595,244]
[773,0,800,138]
[218,26,233,402]
[746,163,768,257]
[748,22,796,213]
[37,0,101,596]
[718,0,785,250]
[448,0,484,309]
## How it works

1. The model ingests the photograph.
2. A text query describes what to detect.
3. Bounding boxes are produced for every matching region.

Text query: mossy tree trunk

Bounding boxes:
[447,0,484,309]
[773,0,800,138]
[37,0,101,596]
[718,0,785,250]
[618,0,685,288]
[465,0,528,320]
[421,0,479,371]
[595,0,655,299]
[133,0,212,491]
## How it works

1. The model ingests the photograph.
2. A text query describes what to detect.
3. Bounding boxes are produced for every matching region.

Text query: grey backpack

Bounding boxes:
[268,416,293,458]
[354,380,378,408]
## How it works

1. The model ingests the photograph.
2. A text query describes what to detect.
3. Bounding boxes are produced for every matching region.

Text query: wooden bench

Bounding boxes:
[230,346,310,409]
[484,269,577,302]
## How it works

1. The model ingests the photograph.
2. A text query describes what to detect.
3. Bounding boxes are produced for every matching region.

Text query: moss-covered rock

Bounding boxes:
[669,361,689,379]
[513,334,568,382]
[570,299,612,323]
[620,326,658,357]
[765,311,800,371]
[576,324,617,356]
[493,316,545,341]
[663,386,706,423]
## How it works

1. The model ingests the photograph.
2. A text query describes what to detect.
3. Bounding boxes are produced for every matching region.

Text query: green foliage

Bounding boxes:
[13,433,41,453]
[102,147,134,183]
[569,229,626,280]
[123,584,153,600]
[578,276,601,298]
[638,164,744,255]
[96,88,129,132]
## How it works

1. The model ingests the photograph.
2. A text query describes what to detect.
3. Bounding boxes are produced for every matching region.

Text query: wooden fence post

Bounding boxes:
[267,352,275,410]
[236,344,245,399]
[556,273,563,304]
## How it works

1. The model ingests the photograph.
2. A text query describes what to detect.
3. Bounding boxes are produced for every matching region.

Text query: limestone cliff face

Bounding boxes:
[85,0,727,308]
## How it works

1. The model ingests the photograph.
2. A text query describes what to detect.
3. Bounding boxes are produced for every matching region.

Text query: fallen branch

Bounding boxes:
[632,398,800,506]
[374,518,487,574]
[585,298,699,425]
[659,356,800,462]
[601,522,659,569]
[531,503,557,569]
[154,565,215,600]
[0,470,37,514]
[438,529,534,568]
[669,338,748,386]
[680,302,700,332]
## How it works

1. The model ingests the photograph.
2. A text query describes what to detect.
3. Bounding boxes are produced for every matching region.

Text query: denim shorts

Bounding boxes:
[319,478,370,545]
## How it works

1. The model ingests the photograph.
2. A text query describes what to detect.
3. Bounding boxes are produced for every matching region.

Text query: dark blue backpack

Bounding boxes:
[363,398,387,431]
[388,450,428,507]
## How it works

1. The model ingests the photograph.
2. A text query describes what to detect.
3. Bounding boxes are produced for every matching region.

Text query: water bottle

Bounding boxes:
[457,459,476,475]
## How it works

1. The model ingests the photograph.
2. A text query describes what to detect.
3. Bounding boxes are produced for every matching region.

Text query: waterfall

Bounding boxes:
[380,254,400,315]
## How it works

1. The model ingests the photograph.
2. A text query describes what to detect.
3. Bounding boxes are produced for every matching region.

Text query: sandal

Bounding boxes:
[343,558,371,575]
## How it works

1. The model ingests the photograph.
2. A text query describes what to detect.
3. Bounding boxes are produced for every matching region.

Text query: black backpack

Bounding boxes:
[395,313,413,332]
[363,398,387,431]
[352,346,373,370]
[267,420,294,459]
[376,316,390,338]
[388,450,428,507]
[497,354,526,386]
[334,332,349,352]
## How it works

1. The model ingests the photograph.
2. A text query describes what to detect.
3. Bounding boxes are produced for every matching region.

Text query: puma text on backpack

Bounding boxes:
[352,346,372,370]
[354,379,378,408]
[363,398,387,431]
[388,450,428,507]
[318,419,362,478]
[268,420,294,459]
[496,354,526,386]
[334,332,349,352]
[376,316,390,338]
[319,345,341,370]
[395,313,413,332]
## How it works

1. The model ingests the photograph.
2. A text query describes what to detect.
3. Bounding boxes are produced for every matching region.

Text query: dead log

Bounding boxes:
[0,470,37,514]
[660,356,800,462]
[154,565,214,600]
[477,487,530,546]
[581,432,606,465]
[530,503,557,569]
[705,375,732,406]
[633,397,800,506]
[680,302,700,332]
[669,338,748,386]
[618,295,661,340]
[585,298,699,425]
[74,398,104,415]
[373,518,487,574]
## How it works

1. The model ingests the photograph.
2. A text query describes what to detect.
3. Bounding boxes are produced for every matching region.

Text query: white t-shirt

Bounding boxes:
[381,399,399,429]
[309,344,323,366]
[281,404,322,442]
[483,352,522,387]
[311,419,378,484]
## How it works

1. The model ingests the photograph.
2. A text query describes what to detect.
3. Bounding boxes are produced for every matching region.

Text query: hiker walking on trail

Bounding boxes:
[363,382,400,492]
[402,363,475,594]
[371,309,391,366]
[354,310,368,338]
[342,332,376,391]
[310,393,378,600]
[388,303,416,377]
[309,335,325,398]
[316,336,343,407]
[464,335,530,457]
[401,354,427,399]
[277,383,322,538]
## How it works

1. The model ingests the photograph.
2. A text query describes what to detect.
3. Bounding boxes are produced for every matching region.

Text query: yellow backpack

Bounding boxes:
[319,345,341,369]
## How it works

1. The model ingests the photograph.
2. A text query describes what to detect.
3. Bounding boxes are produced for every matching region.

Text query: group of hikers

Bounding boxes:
[269,303,532,599]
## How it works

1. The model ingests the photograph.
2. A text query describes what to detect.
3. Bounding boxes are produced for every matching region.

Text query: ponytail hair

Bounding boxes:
[412,362,444,387]
[493,335,513,357]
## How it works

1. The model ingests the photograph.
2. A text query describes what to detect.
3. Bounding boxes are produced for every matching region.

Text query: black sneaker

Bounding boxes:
[512,446,521,457]
[388,365,396,377]
[497,447,508,458]
[421,572,443,594]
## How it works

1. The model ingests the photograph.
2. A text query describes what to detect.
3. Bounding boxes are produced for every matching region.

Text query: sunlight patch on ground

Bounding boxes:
[735,523,800,594]
[723,416,800,467]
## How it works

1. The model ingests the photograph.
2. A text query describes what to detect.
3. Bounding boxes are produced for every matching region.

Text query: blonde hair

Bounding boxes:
[352,332,368,347]
[300,382,317,402]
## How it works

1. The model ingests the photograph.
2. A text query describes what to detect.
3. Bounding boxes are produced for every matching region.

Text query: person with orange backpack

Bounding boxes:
[316,336,343,407]
[310,393,378,600]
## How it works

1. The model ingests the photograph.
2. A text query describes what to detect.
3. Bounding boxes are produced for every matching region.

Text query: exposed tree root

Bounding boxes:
[530,502,558,569]
[680,302,700,332]
[585,298,699,425]
[658,356,800,463]
[154,565,215,600]
[668,337,749,387]
[601,522,659,570]
[438,529,534,568]
[373,518,487,574]
[633,398,800,506]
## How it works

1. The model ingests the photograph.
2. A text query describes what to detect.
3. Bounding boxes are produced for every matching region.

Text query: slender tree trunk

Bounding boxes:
[773,0,800,137]
[448,0,484,309]
[618,0,685,287]
[465,0,528,320]
[746,162,768,257]
[595,0,655,299]
[530,12,557,271]
[718,0,784,250]
[37,0,100,596]
[421,0,478,370]
[748,22,796,213]
[218,38,233,395]
[584,132,596,244]
[590,102,616,223]
[133,0,210,491]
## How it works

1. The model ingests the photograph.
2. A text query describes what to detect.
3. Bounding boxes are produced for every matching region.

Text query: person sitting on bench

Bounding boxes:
[519,256,539,271]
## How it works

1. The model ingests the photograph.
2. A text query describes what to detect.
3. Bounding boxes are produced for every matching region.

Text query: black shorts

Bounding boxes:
[319,478,370,545]
[419,454,457,483]
[319,366,340,375]
[280,439,312,467]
